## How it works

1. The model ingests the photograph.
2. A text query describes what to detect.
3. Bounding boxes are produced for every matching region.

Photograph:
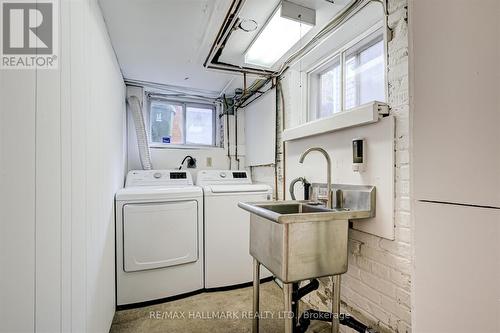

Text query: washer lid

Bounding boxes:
[116,186,202,201]
[204,184,271,195]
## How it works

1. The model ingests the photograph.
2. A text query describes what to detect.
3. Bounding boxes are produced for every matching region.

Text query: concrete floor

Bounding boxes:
[110,281,330,333]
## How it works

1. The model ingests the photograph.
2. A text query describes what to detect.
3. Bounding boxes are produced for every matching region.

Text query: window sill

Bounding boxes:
[282,101,389,142]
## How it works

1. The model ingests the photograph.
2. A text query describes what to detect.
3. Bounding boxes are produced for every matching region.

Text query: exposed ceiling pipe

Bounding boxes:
[204,0,387,109]
[204,0,371,78]
[147,92,216,104]
[206,62,273,76]
[125,78,221,99]
[203,0,244,67]
[203,0,274,76]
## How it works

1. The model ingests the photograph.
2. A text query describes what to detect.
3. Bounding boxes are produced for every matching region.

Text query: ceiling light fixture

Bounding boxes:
[244,0,316,68]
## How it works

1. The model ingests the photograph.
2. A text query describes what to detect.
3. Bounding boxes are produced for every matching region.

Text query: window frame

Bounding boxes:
[148,98,218,149]
[306,24,387,122]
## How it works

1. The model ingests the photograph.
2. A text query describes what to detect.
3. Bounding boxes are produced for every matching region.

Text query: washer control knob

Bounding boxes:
[153,172,162,179]
[219,172,227,178]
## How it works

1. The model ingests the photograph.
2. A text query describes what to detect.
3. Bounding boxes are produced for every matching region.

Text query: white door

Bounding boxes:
[204,191,271,288]
[123,201,198,272]
[413,201,500,332]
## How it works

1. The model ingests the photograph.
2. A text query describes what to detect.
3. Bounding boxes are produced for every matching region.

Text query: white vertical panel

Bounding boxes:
[244,88,276,166]
[65,0,125,331]
[69,0,88,331]
[60,0,73,331]
[413,202,500,332]
[0,69,37,333]
[84,1,125,331]
[411,0,500,206]
[35,5,62,332]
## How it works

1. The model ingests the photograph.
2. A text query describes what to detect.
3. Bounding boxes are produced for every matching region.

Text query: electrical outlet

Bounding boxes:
[206,157,212,167]
[187,158,197,168]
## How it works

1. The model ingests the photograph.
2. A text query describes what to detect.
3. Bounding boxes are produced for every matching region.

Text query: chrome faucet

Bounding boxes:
[299,147,332,209]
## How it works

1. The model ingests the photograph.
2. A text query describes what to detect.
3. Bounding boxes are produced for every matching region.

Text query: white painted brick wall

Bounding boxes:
[253,1,410,331]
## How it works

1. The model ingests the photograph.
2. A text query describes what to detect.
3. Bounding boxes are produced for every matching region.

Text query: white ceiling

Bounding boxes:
[98,0,353,94]
[99,0,241,94]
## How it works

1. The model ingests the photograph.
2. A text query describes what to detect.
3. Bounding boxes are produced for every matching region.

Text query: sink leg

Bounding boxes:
[332,275,341,333]
[253,259,260,333]
[283,283,293,333]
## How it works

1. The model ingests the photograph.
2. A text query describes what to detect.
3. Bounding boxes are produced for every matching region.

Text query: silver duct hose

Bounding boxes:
[127,95,153,170]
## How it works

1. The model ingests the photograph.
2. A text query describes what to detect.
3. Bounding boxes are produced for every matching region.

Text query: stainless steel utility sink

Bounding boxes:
[238,200,351,283]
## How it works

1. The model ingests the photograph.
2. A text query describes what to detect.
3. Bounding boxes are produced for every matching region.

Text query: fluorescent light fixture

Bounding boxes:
[245,1,315,68]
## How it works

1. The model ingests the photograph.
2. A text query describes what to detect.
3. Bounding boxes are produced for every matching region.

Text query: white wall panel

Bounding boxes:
[411,0,500,206]
[69,0,125,332]
[35,43,63,333]
[1,0,125,332]
[0,68,37,333]
[245,88,276,167]
[68,2,89,331]
[413,201,500,332]
[84,2,125,332]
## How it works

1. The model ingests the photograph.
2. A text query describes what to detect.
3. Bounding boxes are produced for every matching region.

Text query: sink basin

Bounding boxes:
[238,201,350,283]
[256,202,334,215]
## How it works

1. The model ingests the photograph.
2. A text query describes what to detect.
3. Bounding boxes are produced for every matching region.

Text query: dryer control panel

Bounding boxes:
[196,170,252,186]
[125,170,193,187]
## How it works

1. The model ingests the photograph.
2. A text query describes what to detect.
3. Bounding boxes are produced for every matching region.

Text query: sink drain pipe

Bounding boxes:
[291,279,375,333]
[291,280,319,332]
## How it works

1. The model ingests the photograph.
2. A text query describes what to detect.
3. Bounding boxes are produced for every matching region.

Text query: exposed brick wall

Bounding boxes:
[253,0,411,331]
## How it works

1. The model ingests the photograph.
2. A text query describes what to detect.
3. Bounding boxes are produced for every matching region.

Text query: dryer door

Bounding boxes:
[123,200,198,272]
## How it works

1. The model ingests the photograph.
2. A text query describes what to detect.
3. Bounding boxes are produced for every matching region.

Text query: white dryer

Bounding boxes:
[196,170,273,289]
[115,170,203,306]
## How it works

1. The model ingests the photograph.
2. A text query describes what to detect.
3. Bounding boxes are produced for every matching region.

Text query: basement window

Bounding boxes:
[307,28,386,121]
[149,100,216,147]
[308,56,342,121]
[344,34,385,109]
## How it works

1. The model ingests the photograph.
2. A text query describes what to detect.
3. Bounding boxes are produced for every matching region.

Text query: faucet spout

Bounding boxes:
[298,147,332,209]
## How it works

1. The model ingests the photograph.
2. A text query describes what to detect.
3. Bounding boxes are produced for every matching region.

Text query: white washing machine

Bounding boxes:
[196,170,273,289]
[115,170,203,306]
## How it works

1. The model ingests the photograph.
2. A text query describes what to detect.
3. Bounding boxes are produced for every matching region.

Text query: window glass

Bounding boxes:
[186,106,214,145]
[359,40,385,104]
[344,38,385,109]
[319,61,341,118]
[150,101,183,144]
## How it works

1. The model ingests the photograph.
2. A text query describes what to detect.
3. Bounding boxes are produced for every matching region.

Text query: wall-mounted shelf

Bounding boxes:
[282,101,389,142]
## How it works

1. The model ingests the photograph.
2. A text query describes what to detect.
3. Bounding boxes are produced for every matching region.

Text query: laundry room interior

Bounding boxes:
[1,0,499,333]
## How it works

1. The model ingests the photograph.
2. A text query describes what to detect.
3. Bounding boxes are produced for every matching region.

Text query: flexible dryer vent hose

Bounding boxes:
[127,95,153,170]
